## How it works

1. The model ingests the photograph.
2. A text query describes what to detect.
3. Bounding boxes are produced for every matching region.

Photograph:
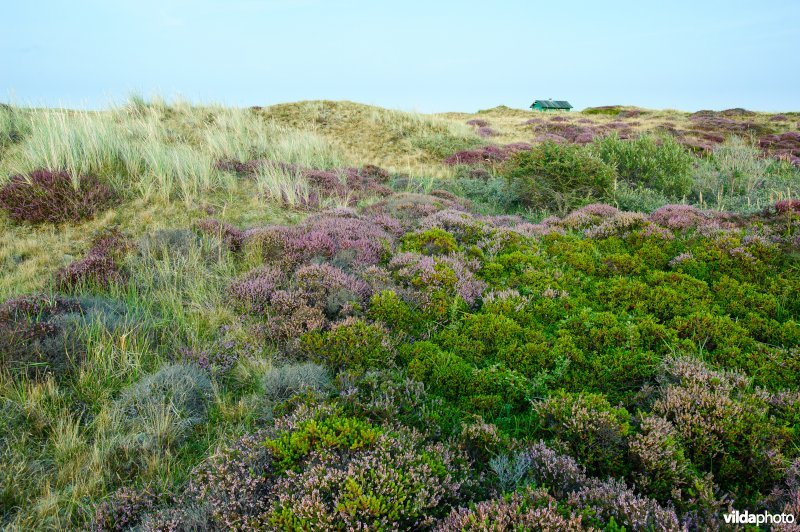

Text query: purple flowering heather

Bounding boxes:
[0,170,117,225]
[388,252,486,306]
[304,169,345,194]
[583,212,647,239]
[465,119,489,127]
[0,294,81,321]
[243,214,389,268]
[519,441,589,498]
[443,145,508,166]
[288,212,394,266]
[369,213,404,237]
[762,459,800,519]
[185,429,276,529]
[562,203,620,224]
[512,442,681,530]
[266,429,472,530]
[775,199,800,215]
[512,221,566,237]
[228,265,285,312]
[418,209,488,241]
[56,230,129,290]
[567,478,681,531]
[649,204,708,230]
[479,214,525,227]
[295,263,371,303]
[639,223,676,241]
[365,193,469,231]
[503,142,533,153]
[476,126,499,138]
[437,488,586,531]
[266,289,327,341]
[242,225,295,264]
[440,255,486,305]
[668,252,694,268]
[92,486,169,532]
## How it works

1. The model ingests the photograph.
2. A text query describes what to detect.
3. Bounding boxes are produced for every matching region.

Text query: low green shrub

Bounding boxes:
[263,414,382,473]
[405,342,475,400]
[401,228,460,255]
[301,318,393,371]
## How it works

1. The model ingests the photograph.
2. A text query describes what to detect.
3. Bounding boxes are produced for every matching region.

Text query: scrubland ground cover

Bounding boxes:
[1,97,799,530]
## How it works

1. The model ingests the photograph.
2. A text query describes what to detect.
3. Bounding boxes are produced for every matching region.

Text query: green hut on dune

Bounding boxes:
[531,99,573,111]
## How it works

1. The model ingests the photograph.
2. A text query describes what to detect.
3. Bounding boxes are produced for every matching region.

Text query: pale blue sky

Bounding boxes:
[2,0,798,112]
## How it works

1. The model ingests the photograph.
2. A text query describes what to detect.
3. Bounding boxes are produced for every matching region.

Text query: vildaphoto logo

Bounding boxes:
[723,510,795,525]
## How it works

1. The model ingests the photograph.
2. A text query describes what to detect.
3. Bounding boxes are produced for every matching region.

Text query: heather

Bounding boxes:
[0,169,116,224]
[1,98,800,530]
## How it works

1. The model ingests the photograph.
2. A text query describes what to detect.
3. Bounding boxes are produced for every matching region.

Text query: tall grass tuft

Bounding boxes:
[267,128,344,168]
[692,136,798,211]
[254,163,315,209]
[0,104,31,149]
[3,108,220,202]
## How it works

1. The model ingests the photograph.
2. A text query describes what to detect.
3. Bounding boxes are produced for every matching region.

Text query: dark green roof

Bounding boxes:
[531,100,573,109]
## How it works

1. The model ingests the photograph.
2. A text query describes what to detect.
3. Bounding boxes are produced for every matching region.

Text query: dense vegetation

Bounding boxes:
[1,99,799,530]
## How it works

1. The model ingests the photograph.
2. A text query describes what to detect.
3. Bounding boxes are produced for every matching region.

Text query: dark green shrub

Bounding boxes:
[336,370,460,432]
[401,228,459,255]
[582,106,625,115]
[405,342,475,400]
[0,105,29,148]
[503,142,615,215]
[470,365,531,412]
[642,271,712,321]
[496,333,552,379]
[594,133,694,198]
[457,313,523,358]
[301,318,392,372]
[367,290,420,336]
[612,182,673,213]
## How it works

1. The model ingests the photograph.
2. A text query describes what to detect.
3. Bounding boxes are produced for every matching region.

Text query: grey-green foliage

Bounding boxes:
[112,363,213,450]
[262,362,330,402]
[447,176,522,215]
[489,451,532,492]
[612,182,673,214]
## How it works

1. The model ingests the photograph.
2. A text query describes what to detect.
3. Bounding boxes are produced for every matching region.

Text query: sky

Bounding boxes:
[2,0,799,113]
